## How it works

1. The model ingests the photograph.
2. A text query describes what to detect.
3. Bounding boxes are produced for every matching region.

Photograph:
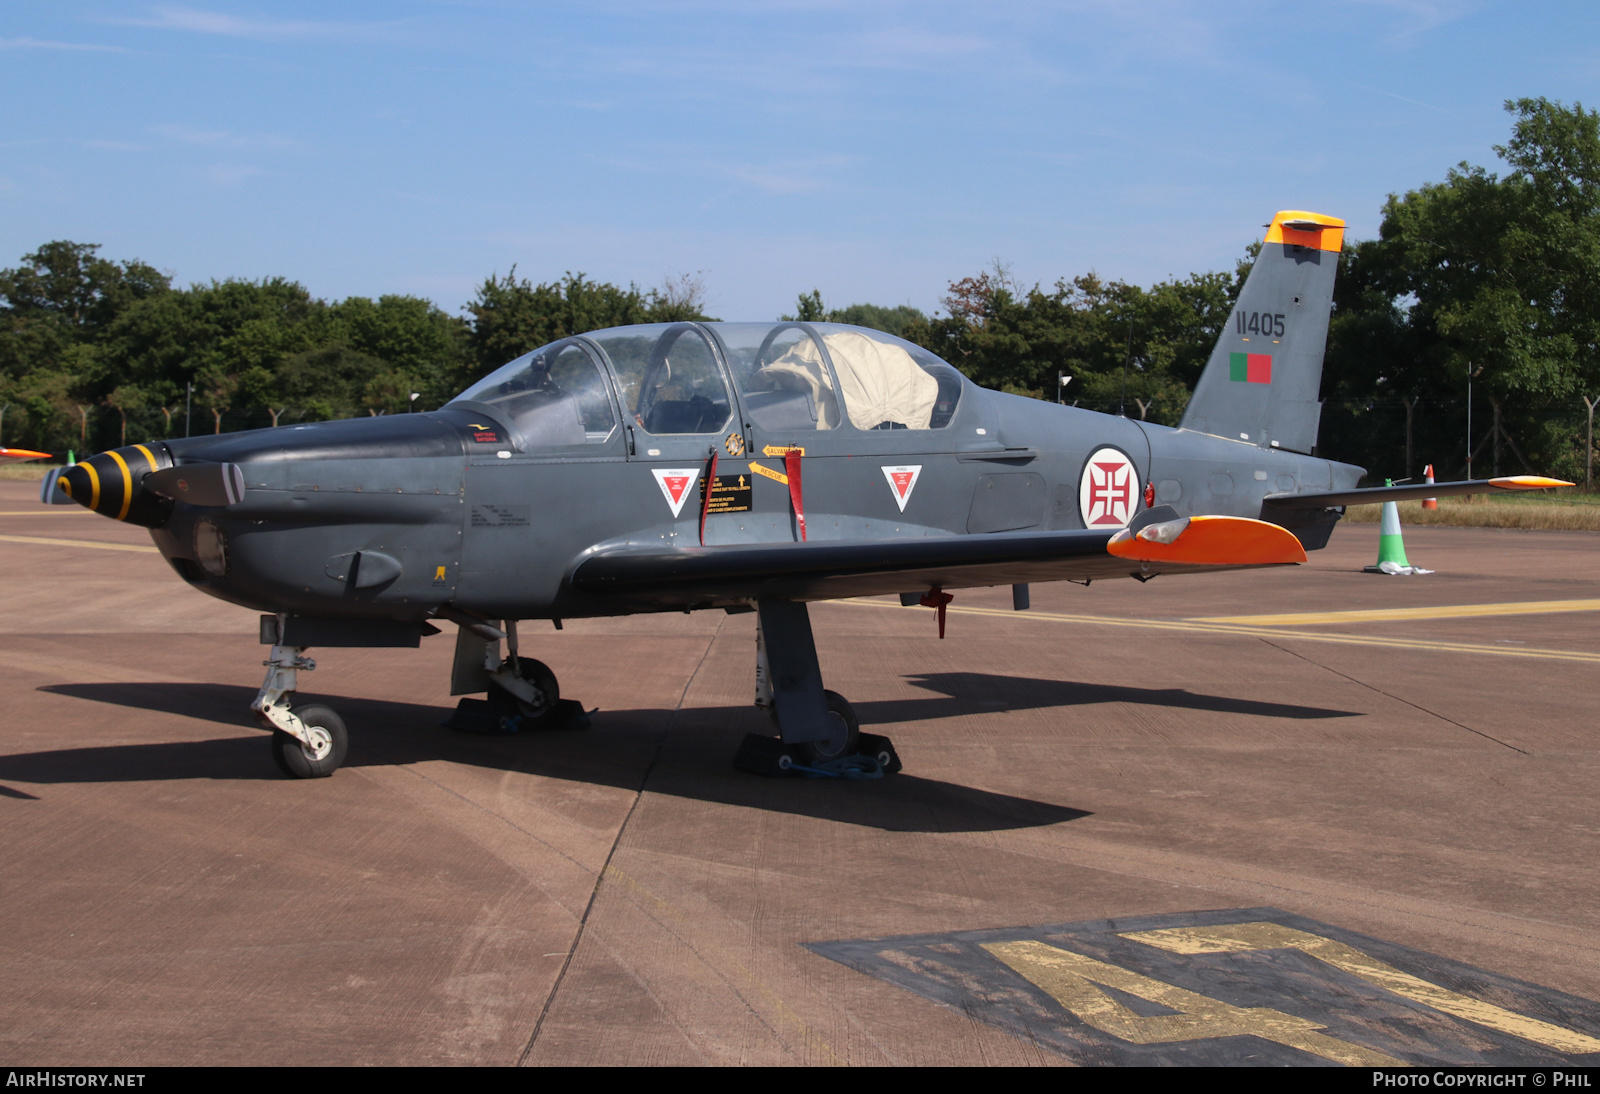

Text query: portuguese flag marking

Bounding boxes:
[1229,352,1272,384]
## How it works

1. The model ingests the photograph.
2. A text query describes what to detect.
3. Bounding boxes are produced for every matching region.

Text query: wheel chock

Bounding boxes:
[733,732,901,778]
[443,696,592,734]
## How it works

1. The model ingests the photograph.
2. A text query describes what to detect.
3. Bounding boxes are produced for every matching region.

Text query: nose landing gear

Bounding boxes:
[253,643,349,779]
[269,702,348,778]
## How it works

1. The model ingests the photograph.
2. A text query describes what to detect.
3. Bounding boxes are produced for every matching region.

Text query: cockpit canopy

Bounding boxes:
[450,322,965,449]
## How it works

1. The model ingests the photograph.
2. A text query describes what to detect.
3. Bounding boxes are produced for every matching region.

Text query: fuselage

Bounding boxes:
[59,321,1363,623]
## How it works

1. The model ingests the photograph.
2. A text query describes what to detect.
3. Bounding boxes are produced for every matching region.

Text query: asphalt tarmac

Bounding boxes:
[3,478,1600,1066]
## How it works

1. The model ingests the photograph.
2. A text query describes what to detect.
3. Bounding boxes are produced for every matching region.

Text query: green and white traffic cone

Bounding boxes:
[1363,480,1432,575]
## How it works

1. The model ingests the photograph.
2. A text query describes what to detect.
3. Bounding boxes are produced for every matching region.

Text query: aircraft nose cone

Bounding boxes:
[55,444,175,527]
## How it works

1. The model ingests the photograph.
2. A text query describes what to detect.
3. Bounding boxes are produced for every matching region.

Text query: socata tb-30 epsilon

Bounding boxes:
[44,211,1568,778]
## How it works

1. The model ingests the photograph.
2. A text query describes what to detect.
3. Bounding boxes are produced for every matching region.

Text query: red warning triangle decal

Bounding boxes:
[881,464,923,513]
[651,467,701,518]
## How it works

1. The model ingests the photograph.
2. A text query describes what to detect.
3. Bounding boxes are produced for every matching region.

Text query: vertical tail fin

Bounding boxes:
[1179,210,1344,454]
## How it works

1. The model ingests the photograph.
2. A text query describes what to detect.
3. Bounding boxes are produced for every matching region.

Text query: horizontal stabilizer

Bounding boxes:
[1108,515,1307,566]
[1265,476,1573,510]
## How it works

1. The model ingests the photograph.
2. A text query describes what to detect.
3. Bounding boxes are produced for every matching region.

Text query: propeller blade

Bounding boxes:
[144,463,246,507]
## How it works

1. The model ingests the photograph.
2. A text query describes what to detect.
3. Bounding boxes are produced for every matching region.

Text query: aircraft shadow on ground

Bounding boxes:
[857,671,1363,725]
[16,672,1361,829]
[20,682,1088,833]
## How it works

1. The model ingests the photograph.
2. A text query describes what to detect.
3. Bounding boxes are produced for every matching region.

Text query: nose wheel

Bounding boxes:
[252,643,353,779]
[270,703,349,778]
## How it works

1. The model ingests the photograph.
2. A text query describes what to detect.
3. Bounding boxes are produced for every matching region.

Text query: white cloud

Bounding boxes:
[0,36,126,52]
[1350,82,1461,118]
[827,25,993,72]
[152,124,297,151]
[1347,0,1474,43]
[202,163,265,187]
[0,137,146,151]
[123,6,398,43]
[727,160,835,194]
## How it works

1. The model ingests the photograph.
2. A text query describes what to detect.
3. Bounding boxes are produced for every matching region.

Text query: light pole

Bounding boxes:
[1057,374,1071,404]
[1466,364,1482,479]
[409,392,420,413]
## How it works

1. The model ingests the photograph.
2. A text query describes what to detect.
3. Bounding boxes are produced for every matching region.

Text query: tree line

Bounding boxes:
[3,98,1597,486]
[0,252,714,453]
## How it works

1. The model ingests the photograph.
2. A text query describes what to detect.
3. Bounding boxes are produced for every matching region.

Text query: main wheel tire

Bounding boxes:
[797,690,860,765]
[486,657,560,723]
[270,703,349,779]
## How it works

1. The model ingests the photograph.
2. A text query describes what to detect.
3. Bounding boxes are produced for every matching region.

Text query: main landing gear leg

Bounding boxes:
[253,640,348,778]
[734,599,900,777]
[484,619,561,725]
[441,616,576,734]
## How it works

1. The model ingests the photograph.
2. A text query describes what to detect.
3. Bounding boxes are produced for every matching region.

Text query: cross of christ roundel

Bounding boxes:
[1078,446,1141,527]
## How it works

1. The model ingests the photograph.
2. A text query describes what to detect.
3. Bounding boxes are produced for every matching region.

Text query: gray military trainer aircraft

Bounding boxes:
[45,210,1568,778]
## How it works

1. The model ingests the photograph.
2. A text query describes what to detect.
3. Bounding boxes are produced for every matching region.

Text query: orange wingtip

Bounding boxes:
[1107,515,1307,566]
[0,447,52,460]
[1488,476,1573,490]
[1264,210,1345,253]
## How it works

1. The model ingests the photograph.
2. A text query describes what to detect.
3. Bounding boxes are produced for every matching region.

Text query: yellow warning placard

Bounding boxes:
[699,473,753,514]
[761,445,804,458]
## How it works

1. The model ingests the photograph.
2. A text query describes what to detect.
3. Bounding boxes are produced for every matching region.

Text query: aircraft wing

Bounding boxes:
[1264,475,1571,509]
[569,513,1305,607]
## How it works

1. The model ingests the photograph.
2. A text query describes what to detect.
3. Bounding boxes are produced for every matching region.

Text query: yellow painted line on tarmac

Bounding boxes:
[1126,921,1600,1054]
[983,938,1401,1066]
[0,533,158,554]
[835,598,1600,664]
[1191,598,1600,626]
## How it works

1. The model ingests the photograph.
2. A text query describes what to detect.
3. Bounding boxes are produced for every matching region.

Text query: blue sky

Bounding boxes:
[3,2,1597,324]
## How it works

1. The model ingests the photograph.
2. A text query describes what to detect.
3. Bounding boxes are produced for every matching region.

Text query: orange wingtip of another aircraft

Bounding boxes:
[0,447,52,460]
[1489,476,1574,490]
[1107,514,1308,567]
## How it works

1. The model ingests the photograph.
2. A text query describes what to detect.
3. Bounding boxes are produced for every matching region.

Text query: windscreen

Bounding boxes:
[451,340,618,448]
